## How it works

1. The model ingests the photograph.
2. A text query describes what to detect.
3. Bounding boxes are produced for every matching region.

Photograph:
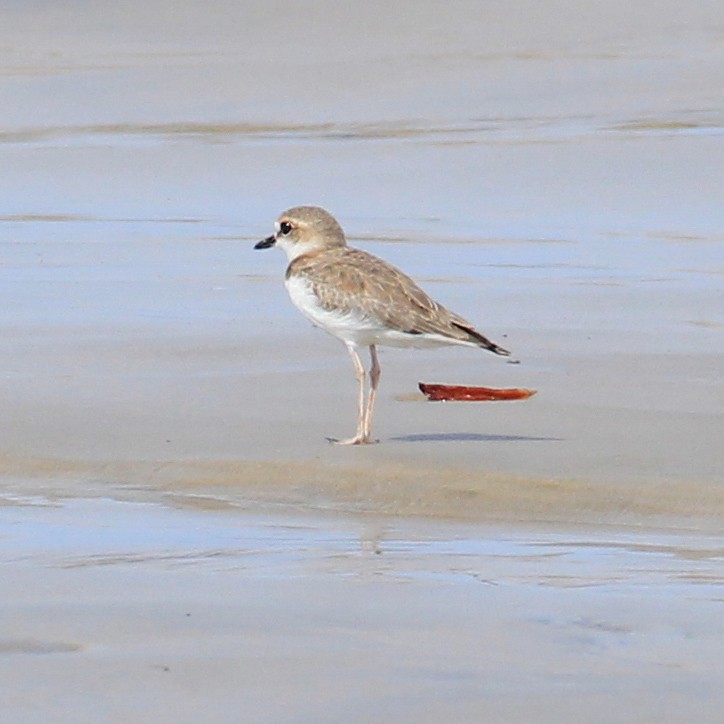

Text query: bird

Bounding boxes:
[255,206,510,445]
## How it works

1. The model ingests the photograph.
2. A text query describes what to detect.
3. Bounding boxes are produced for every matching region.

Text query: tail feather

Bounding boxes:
[452,323,510,356]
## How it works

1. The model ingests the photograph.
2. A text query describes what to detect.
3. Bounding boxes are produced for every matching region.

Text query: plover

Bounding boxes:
[255,206,510,445]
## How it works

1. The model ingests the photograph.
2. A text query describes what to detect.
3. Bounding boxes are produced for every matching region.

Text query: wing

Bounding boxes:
[290,247,485,343]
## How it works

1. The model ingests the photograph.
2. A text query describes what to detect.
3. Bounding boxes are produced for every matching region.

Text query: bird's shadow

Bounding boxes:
[390,432,562,443]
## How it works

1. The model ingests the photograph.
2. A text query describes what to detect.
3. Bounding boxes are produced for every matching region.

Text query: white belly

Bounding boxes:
[284,275,470,349]
[285,274,377,345]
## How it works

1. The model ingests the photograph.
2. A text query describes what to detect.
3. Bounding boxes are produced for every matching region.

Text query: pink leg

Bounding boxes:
[362,345,380,441]
[330,343,373,445]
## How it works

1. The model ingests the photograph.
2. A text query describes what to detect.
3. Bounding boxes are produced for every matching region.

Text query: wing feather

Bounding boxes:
[288,247,504,350]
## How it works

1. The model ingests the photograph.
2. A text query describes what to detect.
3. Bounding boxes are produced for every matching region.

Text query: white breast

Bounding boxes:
[285,274,383,346]
[284,274,466,349]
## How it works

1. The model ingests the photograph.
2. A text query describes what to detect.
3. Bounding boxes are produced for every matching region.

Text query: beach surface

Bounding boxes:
[2,498,723,724]
[1,1,723,721]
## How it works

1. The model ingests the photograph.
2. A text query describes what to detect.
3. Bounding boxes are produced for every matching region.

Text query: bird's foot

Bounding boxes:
[326,434,378,446]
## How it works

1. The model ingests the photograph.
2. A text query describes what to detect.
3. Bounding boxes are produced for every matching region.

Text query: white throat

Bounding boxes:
[275,236,324,262]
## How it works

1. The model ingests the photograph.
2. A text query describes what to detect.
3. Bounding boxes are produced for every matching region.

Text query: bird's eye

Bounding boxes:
[279,221,292,236]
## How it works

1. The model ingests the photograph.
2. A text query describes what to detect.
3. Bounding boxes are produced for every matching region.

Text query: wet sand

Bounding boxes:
[2,498,723,724]
[1,0,723,721]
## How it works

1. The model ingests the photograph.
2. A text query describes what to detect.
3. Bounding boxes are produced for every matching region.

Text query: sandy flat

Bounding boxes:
[1,1,723,721]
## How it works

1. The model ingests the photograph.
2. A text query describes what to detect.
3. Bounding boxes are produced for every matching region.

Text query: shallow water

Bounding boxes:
[4,495,722,588]
[2,495,723,722]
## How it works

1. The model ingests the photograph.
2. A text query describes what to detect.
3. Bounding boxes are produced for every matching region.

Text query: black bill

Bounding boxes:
[254,235,276,250]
